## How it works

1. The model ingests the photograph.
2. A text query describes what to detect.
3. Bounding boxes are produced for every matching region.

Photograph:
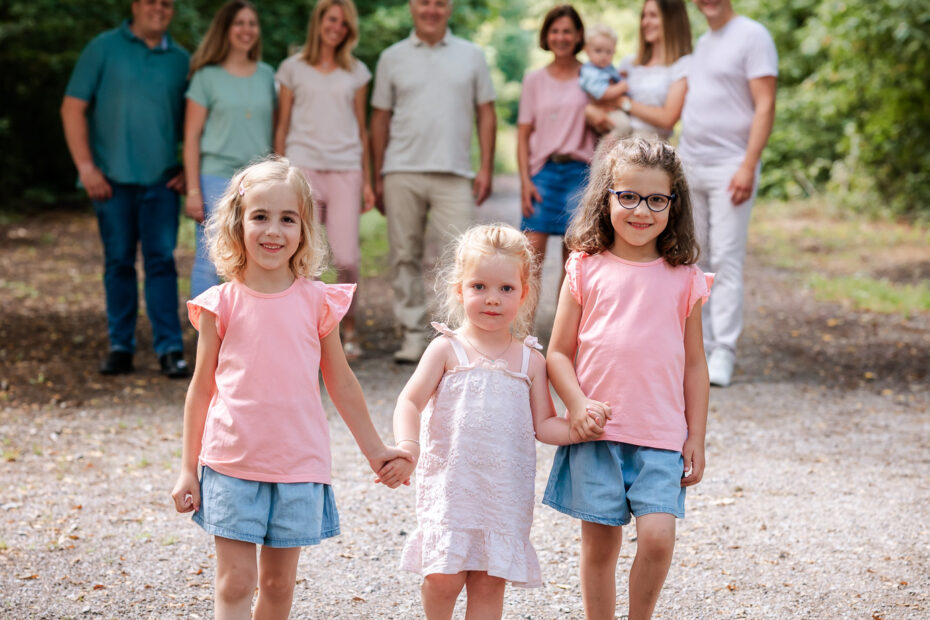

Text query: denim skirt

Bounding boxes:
[521,159,588,235]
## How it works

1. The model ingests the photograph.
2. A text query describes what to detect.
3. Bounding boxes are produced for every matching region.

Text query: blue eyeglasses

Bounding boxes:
[607,189,676,213]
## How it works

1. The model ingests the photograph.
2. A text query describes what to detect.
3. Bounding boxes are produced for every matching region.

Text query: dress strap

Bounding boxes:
[431,321,469,366]
[520,335,541,375]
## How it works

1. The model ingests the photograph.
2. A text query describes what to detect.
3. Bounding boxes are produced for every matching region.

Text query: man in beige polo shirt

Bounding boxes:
[370,0,497,363]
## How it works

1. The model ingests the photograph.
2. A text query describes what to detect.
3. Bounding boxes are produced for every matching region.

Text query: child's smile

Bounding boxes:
[241,183,303,289]
[608,165,672,262]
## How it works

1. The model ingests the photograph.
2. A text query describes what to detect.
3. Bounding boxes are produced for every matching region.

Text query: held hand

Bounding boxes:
[362,183,376,213]
[473,168,492,206]
[374,177,386,215]
[680,436,705,487]
[377,449,417,489]
[170,470,200,513]
[728,164,756,205]
[567,398,611,441]
[520,182,542,218]
[166,171,186,195]
[366,444,413,483]
[185,193,205,223]
[79,165,113,202]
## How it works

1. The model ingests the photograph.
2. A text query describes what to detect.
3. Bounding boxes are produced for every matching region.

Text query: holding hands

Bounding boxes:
[567,397,611,442]
[377,440,419,489]
[370,443,416,489]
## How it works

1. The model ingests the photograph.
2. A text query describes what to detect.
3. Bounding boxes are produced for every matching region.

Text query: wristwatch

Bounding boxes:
[621,98,632,113]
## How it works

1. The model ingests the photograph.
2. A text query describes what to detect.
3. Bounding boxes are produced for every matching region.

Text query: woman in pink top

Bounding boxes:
[543,137,711,619]
[517,5,596,285]
[170,158,409,619]
[274,0,374,359]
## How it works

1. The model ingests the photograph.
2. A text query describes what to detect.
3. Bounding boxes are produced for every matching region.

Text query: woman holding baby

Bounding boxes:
[587,0,692,140]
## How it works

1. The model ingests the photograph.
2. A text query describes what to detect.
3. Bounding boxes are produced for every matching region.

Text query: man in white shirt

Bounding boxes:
[370,0,497,363]
[679,0,777,387]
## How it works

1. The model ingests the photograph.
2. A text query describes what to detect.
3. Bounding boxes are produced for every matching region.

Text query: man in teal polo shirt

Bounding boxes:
[61,0,190,377]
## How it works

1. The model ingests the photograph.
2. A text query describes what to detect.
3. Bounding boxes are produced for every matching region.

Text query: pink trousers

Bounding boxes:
[301,168,363,317]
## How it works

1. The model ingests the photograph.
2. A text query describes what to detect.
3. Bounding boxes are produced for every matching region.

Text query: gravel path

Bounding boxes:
[1,182,928,618]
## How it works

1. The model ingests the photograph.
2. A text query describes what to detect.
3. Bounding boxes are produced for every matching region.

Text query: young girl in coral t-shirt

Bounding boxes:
[544,136,712,620]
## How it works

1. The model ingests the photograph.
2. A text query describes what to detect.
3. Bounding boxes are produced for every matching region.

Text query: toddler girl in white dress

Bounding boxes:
[391,224,587,619]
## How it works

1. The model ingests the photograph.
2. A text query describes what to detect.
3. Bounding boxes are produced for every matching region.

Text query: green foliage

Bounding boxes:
[742,0,930,216]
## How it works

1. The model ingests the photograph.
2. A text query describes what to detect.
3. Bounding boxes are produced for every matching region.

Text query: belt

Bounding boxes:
[548,153,576,163]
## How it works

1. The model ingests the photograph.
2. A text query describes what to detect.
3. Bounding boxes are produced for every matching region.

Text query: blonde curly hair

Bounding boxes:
[205,156,328,281]
[435,224,540,339]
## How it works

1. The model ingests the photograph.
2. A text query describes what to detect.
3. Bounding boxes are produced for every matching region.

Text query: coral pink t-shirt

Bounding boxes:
[566,251,712,451]
[187,278,354,483]
[518,67,596,177]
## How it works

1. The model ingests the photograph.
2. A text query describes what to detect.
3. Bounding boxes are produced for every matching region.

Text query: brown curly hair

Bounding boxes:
[564,136,699,266]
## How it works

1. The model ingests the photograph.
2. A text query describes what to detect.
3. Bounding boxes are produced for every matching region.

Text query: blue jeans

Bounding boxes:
[189,174,227,298]
[93,181,184,355]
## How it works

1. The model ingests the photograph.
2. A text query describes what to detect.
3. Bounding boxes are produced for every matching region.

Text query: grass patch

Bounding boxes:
[806,274,930,314]
[751,199,930,316]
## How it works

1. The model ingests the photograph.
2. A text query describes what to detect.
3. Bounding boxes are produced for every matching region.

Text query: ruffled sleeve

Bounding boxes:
[564,251,586,305]
[687,266,714,316]
[522,335,543,351]
[187,285,224,337]
[318,283,356,338]
[430,321,457,338]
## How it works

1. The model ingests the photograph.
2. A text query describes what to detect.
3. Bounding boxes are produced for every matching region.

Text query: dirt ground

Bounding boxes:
[1,188,928,619]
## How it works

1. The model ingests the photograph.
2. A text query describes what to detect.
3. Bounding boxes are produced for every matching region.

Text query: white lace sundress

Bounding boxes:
[400,322,543,587]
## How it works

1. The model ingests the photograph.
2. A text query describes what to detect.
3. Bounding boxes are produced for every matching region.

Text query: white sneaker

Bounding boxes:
[708,349,735,387]
[393,332,428,364]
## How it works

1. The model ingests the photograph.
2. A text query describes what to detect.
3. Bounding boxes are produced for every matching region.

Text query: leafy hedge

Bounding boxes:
[743,0,930,216]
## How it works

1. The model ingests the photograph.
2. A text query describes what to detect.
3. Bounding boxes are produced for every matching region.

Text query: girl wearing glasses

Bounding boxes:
[543,136,712,619]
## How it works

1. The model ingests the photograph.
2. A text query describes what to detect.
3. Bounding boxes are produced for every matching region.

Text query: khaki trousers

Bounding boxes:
[383,172,474,334]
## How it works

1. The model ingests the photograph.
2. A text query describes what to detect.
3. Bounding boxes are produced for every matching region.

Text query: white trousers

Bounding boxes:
[686,161,760,356]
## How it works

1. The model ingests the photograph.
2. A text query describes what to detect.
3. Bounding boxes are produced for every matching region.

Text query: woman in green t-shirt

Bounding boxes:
[183,0,277,298]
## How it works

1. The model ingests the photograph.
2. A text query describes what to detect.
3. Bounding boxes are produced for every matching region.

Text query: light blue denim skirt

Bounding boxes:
[521,159,588,235]
[192,465,340,548]
[543,440,685,526]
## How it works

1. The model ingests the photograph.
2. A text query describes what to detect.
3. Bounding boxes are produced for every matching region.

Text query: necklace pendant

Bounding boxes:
[245,110,252,119]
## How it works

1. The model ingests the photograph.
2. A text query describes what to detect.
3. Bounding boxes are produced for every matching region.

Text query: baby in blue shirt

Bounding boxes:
[579,24,632,138]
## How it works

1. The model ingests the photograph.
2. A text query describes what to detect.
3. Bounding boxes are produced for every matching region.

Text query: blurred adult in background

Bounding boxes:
[518,5,595,289]
[679,0,777,387]
[600,0,693,140]
[184,0,276,299]
[275,0,372,360]
[61,0,190,378]
[370,0,497,363]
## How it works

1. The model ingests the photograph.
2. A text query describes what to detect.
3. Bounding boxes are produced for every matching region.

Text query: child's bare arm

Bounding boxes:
[170,311,219,513]
[681,301,709,487]
[529,350,581,445]
[390,339,450,483]
[547,279,611,441]
[319,329,410,478]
